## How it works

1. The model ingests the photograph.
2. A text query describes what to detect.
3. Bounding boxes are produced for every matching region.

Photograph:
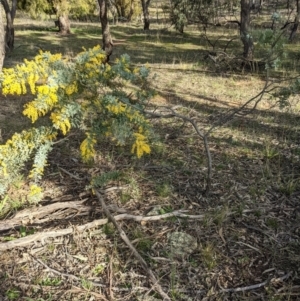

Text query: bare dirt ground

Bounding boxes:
[1,20,300,301]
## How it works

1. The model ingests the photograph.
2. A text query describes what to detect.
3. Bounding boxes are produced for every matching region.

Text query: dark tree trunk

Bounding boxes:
[115,5,122,20]
[11,0,17,21]
[290,0,300,41]
[141,0,151,30]
[57,14,71,34]
[127,0,135,21]
[0,8,5,71]
[1,0,16,51]
[240,0,254,60]
[98,0,113,62]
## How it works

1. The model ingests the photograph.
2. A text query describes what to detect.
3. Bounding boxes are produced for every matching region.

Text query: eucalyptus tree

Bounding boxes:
[1,0,17,51]
[18,0,71,34]
[18,0,97,34]
[141,0,151,30]
[289,0,300,41]
[169,0,254,59]
[169,0,226,33]
[240,0,253,60]
[98,0,113,62]
[0,6,5,71]
[110,0,140,21]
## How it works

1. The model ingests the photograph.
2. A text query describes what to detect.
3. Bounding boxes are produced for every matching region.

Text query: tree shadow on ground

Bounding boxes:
[157,89,300,144]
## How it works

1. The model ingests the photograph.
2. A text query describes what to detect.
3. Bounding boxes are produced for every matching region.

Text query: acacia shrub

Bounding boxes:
[0,46,153,205]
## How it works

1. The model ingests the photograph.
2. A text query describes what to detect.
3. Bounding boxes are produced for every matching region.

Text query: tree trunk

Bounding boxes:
[0,7,6,71]
[1,0,15,51]
[11,0,17,21]
[240,0,254,60]
[289,0,300,41]
[98,0,113,62]
[141,0,151,30]
[127,0,135,21]
[57,14,71,34]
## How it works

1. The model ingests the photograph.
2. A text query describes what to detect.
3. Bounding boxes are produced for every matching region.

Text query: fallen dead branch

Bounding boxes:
[0,199,88,231]
[0,207,256,251]
[0,196,128,232]
[219,272,293,293]
[94,189,172,301]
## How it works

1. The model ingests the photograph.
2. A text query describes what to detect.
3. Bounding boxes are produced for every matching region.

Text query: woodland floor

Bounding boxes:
[0,17,300,301]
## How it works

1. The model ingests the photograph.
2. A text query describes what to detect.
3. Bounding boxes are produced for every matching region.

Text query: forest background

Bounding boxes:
[0,0,300,300]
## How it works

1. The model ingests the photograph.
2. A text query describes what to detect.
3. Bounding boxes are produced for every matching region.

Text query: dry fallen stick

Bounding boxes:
[0,198,128,232]
[0,208,256,251]
[219,272,293,293]
[0,210,207,251]
[174,272,293,296]
[0,200,88,231]
[94,189,171,301]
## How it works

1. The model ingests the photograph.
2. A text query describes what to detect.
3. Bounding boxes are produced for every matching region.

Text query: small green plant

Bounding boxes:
[120,192,131,204]
[90,170,123,188]
[263,144,279,160]
[237,256,250,265]
[133,227,153,252]
[152,141,167,156]
[201,243,217,270]
[81,278,93,291]
[3,236,16,241]
[6,288,20,300]
[158,206,173,214]
[213,206,229,226]
[136,238,153,252]
[47,243,55,252]
[93,263,106,275]
[156,182,172,198]
[266,218,279,230]
[103,223,115,236]
[279,178,298,196]
[39,277,61,286]
[126,177,141,200]
[19,226,35,237]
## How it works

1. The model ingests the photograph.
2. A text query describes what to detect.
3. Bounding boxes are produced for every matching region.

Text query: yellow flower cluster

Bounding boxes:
[29,165,45,179]
[0,45,153,200]
[50,111,71,135]
[78,45,107,80]
[131,133,151,158]
[65,82,78,95]
[1,57,47,96]
[27,73,40,94]
[126,109,143,122]
[23,103,40,123]
[106,103,127,114]
[102,64,112,78]
[34,51,62,64]
[23,86,58,123]
[29,184,43,197]
[0,160,8,177]
[80,135,97,162]
[1,68,22,95]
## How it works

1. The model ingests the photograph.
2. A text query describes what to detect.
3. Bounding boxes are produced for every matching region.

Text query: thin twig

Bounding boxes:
[58,166,85,181]
[95,189,171,301]
[206,78,271,135]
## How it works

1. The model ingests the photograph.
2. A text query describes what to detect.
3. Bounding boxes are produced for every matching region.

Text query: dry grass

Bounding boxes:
[0,13,300,301]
